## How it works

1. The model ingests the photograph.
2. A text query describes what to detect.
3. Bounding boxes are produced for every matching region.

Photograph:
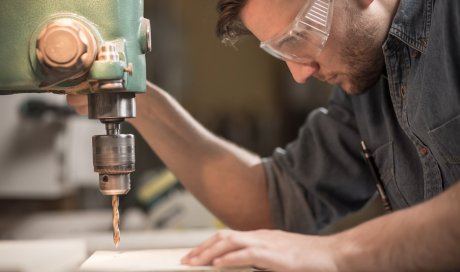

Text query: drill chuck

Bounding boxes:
[92,134,135,195]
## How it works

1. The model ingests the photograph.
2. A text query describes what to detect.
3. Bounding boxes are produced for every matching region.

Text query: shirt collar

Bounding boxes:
[388,0,434,53]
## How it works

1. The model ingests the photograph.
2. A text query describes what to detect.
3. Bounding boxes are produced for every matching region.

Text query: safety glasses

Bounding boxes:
[260,0,335,64]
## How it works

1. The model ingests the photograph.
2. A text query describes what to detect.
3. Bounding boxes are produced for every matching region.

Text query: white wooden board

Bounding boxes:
[79,248,252,272]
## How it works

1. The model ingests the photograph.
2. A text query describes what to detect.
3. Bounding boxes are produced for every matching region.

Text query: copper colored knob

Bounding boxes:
[36,18,96,72]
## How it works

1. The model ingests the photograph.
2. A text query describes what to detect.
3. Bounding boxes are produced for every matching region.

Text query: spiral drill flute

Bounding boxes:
[112,195,120,247]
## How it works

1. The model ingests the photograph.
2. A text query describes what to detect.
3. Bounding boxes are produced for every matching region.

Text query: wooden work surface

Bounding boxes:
[79,248,254,272]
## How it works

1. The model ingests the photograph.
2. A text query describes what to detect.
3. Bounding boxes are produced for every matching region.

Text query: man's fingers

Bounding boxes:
[183,230,268,267]
[66,94,87,107]
[75,105,88,116]
[213,248,276,271]
[181,230,234,263]
[66,94,88,116]
[187,236,246,266]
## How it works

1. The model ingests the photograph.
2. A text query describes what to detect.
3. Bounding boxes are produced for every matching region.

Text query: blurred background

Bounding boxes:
[0,0,332,269]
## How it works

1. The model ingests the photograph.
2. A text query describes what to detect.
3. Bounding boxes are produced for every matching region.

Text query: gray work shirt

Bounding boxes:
[264,0,460,234]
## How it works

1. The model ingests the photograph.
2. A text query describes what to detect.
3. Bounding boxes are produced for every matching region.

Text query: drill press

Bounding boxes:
[0,0,151,246]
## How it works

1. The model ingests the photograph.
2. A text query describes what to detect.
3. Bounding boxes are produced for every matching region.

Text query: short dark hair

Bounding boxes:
[216,0,251,46]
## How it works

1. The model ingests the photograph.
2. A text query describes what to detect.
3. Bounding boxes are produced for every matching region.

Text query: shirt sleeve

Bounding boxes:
[263,88,376,234]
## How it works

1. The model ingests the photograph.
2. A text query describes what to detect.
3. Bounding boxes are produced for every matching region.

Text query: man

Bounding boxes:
[69,0,460,270]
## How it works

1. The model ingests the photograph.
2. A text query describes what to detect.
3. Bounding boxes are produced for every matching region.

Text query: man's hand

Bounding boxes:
[182,182,460,272]
[181,229,338,272]
[66,94,88,115]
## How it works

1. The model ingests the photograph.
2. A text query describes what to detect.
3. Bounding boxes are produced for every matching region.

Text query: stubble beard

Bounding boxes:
[339,13,386,95]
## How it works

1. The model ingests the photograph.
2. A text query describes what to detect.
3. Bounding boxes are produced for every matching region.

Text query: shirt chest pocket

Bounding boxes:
[428,114,460,164]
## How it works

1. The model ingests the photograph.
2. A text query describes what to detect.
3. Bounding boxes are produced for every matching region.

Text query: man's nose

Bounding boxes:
[286,61,319,84]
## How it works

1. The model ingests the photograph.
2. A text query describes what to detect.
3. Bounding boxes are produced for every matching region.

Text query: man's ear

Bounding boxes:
[357,0,373,9]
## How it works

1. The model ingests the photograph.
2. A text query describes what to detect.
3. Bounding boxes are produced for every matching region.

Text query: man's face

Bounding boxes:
[240,0,386,95]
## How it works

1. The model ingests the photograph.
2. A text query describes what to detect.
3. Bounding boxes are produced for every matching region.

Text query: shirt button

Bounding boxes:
[419,146,429,156]
[419,38,428,48]
[411,50,420,58]
[400,86,406,97]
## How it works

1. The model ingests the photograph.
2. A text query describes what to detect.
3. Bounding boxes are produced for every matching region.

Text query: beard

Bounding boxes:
[338,7,386,95]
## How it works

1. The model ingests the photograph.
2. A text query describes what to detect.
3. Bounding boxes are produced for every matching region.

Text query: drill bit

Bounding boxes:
[112,195,120,248]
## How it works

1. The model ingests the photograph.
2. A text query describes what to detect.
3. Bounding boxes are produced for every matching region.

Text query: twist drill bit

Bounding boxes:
[112,195,120,248]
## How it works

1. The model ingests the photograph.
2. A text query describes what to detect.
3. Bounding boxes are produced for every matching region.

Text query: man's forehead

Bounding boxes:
[240,0,306,41]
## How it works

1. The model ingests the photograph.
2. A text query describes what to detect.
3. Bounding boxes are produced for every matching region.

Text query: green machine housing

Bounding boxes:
[0,0,150,94]
[0,0,151,197]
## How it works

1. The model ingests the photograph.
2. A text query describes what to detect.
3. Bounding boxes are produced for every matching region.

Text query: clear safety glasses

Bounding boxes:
[260,0,335,64]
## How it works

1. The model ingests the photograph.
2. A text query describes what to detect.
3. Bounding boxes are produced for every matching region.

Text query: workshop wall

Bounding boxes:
[145,0,333,157]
